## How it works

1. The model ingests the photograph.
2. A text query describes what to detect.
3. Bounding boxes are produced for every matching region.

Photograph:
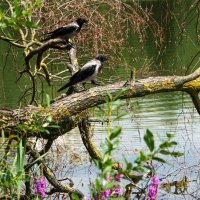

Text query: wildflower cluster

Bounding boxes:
[88,174,123,200]
[147,175,159,200]
[35,177,46,197]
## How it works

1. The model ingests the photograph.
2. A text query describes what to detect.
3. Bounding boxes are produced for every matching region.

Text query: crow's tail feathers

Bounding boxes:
[57,82,72,92]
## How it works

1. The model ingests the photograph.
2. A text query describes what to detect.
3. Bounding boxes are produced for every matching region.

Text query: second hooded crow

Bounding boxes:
[41,18,87,42]
[57,55,108,92]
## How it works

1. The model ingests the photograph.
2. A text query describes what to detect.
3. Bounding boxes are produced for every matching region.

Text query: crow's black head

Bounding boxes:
[96,55,109,63]
[76,18,88,26]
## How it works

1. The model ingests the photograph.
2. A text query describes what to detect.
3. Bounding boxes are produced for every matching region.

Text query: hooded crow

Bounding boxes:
[57,55,108,92]
[41,18,87,42]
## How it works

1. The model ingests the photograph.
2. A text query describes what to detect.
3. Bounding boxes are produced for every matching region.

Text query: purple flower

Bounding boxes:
[147,175,159,200]
[106,175,110,181]
[35,177,46,197]
[101,189,111,199]
[116,174,123,182]
[87,196,92,200]
[113,187,122,197]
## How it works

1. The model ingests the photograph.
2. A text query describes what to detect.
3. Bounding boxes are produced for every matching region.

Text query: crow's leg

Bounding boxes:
[67,41,76,49]
[91,80,102,86]
[123,69,136,87]
[83,82,87,89]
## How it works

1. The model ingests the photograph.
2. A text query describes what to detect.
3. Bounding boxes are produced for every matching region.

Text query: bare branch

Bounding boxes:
[26,141,85,199]
[0,36,25,48]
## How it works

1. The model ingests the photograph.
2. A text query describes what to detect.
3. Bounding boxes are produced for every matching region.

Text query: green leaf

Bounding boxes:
[26,153,47,168]
[102,154,110,164]
[123,156,132,172]
[42,122,50,128]
[166,133,175,139]
[111,140,119,150]
[153,156,166,163]
[139,151,149,162]
[126,162,132,171]
[134,151,149,164]
[17,140,25,199]
[47,125,60,129]
[21,20,38,28]
[134,156,141,164]
[144,129,154,152]
[105,95,110,105]
[36,0,43,7]
[114,112,127,121]
[111,99,123,111]
[95,179,101,194]
[170,151,184,157]
[159,141,177,149]
[102,165,112,175]
[6,170,13,182]
[110,127,121,140]
[113,89,125,101]
[13,0,20,17]
[105,181,120,189]
[0,9,4,19]
[132,165,144,173]
[71,193,80,200]
[105,140,113,153]
[43,94,50,108]
[12,11,17,19]
[0,22,7,29]
[160,150,171,155]
[46,115,52,122]
[170,141,177,145]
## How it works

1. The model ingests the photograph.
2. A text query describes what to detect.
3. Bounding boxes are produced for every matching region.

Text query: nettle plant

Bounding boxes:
[87,97,183,200]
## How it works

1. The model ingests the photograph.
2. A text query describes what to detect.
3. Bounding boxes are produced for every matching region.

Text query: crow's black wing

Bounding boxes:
[42,25,77,41]
[47,25,77,37]
[57,65,96,92]
[70,65,96,84]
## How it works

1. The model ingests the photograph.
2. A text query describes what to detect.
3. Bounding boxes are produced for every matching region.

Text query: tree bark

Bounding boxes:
[1,68,200,138]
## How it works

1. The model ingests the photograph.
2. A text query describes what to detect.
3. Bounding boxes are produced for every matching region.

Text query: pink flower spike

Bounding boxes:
[101,189,111,199]
[113,187,122,197]
[146,175,159,200]
[35,177,46,197]
[106,175,110,181]
[116,174,124,182]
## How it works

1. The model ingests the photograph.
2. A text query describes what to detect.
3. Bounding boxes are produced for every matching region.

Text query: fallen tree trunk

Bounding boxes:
[1,68,200,138]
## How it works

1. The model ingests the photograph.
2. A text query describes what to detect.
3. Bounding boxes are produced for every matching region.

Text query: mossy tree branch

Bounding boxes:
[1,68,200,138]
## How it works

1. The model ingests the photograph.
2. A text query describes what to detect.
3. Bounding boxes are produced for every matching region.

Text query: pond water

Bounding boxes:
[48,92,199,200]
[0,0,200,199]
